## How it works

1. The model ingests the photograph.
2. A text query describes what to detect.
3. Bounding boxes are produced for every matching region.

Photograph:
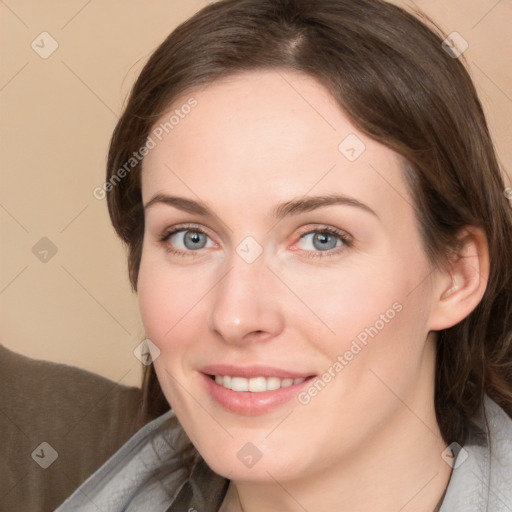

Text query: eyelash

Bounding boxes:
[158,224,353,259]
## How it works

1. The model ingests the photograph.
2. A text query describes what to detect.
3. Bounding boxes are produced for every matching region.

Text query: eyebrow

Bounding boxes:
[143,193,378,219]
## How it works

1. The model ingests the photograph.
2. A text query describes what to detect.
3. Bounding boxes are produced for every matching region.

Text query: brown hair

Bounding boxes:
[106,0,512,444]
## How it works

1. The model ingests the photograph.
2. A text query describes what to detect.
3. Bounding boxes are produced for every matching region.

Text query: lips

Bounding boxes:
[199,364,317,415]
[200,363,314,380]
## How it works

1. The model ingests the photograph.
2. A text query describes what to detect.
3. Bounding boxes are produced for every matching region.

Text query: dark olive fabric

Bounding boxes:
[0,344,142,512]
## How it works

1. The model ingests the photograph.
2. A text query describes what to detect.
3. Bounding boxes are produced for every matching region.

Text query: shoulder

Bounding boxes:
[440,395,512,511]
[0,344,142,511]
[482,395,512,500]
[54,409,192,511]
[0,343,141,435]
[0,343,140,399]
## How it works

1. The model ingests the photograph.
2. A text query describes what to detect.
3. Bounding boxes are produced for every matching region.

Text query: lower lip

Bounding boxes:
[201,373,316,416]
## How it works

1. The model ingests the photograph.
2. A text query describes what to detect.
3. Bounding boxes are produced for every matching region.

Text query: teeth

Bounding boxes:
[214,375,306,392]
[231,377,248,391]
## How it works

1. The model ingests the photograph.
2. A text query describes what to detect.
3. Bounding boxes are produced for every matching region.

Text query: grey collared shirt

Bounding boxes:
[439,395,512,511]
[55,395,512,511]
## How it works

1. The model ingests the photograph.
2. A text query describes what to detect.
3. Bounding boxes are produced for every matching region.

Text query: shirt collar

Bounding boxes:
[166,455,229,512]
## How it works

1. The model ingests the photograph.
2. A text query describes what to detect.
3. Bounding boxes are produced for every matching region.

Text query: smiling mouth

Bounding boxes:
[208,374,316,392]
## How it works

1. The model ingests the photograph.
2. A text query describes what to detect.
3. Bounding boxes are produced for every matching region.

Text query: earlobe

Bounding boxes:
[428,227,489,331]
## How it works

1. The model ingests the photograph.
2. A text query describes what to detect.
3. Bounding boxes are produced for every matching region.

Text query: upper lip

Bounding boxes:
[200,364,315,379]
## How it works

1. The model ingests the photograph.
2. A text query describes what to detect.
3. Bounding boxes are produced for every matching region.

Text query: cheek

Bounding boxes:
[137,257,204,408]
[292,250,432,386]
[137,249,208,342]
[138,263,170,341]
[276,256,406,346]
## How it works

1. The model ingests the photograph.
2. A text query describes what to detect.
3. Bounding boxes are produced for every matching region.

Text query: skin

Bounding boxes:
[137,69,489,511]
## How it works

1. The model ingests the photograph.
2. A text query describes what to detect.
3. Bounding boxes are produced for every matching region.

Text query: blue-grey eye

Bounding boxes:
[171,230,211,250]
[299,231,343,251]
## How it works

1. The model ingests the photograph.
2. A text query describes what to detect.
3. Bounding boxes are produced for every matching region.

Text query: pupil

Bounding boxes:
[314,232,336,251]
[185,231,205,249]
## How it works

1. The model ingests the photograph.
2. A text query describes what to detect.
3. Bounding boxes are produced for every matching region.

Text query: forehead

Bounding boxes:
[141,69,411,224]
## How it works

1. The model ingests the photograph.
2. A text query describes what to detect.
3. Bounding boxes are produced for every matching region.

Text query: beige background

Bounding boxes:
[1,0,511,388]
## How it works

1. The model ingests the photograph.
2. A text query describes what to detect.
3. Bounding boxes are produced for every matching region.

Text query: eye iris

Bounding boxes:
[313,232,337,251]
[184,231,207,250]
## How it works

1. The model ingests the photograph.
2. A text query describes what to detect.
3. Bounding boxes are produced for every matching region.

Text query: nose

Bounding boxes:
[208,251,285,345]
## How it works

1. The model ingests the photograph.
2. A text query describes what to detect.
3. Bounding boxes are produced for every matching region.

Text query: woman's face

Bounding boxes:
[138,69,441,482]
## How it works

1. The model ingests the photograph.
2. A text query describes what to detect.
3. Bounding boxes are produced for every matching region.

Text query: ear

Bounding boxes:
[428,227,489,331]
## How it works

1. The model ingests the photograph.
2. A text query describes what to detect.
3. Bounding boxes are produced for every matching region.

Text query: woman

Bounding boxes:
[56,0,512,510]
